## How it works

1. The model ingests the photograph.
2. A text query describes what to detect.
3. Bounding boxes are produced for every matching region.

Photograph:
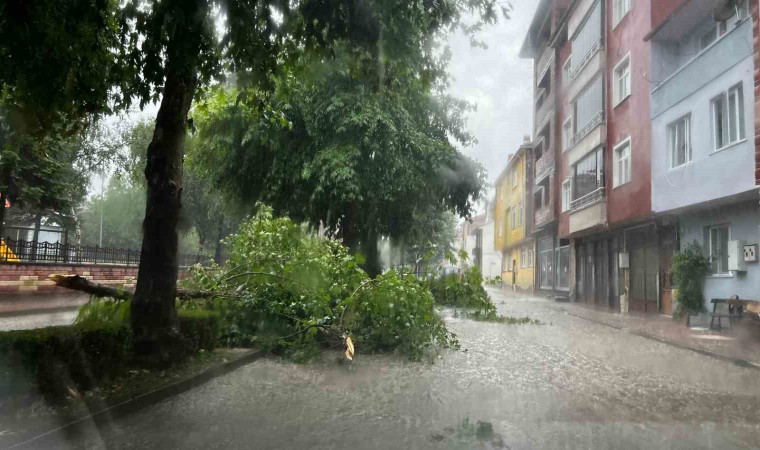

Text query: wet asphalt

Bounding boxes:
[21,289,760,449]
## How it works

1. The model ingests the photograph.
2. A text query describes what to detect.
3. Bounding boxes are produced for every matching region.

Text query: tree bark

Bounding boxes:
[50,274,210,301]
[214,220,224,264]
[131,0,204,365]
[362,228,381,278]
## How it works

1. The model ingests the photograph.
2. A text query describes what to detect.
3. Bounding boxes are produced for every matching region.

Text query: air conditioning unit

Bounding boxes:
[728,240,747,272]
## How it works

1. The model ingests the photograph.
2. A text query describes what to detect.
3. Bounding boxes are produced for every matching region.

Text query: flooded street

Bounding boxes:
[49,290,760,449]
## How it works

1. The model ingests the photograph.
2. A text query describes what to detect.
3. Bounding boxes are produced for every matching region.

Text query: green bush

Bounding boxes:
[672,241,711,319]
[178,310,221,353]
[0,324,130,404]
[183,206,458,360]
[428,266,496,315]
[0,303,222,403]
[349,270,458,360]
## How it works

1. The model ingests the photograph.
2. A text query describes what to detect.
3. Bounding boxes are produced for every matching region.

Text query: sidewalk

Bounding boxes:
[490,288,760,370]
[0,293,88,316]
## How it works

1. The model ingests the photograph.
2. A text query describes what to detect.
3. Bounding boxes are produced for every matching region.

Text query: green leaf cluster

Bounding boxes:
[672,241,711,318]
[182,205,458,360]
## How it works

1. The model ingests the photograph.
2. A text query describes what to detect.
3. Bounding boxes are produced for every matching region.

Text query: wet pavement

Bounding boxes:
[0,293,86,331]
[0,308,78,331]
[23,290,760,449]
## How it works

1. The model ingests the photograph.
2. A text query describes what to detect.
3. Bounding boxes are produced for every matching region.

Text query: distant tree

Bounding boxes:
[0,104,89,240]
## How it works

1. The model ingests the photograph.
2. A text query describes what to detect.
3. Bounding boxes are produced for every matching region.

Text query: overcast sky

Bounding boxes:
[445,1,537,184]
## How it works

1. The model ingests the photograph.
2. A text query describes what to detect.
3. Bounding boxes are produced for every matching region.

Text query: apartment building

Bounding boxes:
[493,142,536,291]
[648,0,759,308]
[520,0,572,296]
[522,0,661,311]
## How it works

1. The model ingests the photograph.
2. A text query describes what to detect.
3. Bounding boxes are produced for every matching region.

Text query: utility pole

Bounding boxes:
[99,166,104,247]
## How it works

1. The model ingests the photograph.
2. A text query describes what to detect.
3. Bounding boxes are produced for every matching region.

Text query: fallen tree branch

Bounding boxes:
[48,274,214,301]
[49,274,133,300]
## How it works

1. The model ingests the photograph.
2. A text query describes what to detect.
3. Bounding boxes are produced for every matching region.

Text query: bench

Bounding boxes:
[710,297,760,331]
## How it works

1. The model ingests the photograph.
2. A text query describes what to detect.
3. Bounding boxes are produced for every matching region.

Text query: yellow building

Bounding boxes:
[493,142,535,292]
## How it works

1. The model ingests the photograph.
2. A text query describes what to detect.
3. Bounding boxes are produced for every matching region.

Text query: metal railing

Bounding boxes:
[570,187,605,212]
[537,45,555,85]
[534,150,554,183]
[569,110,604,148]
[0,238,211,267]
[568,37,603,81]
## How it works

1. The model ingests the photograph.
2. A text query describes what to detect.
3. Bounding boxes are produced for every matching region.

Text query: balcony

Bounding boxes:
[567,111,605,167]
[535,90,555,132]
[534,149,554,184]
[535,202,555,228]
[569,188,606,235]
[536,45,555,86]
[651,18,753,118]
[566,38,605,101]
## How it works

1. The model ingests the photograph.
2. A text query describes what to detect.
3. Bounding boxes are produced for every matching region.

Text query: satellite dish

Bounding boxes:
[712,0,741,22]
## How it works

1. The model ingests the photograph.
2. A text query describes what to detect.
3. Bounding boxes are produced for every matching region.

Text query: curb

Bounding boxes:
[564,311,760,372]
[8,348,265,449]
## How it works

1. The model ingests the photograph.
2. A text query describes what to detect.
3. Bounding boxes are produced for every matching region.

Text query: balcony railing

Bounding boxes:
[568,37,603,81]
[534,150,554,183]
[569,110,604,148]
[535,89,555,130]
[570,187,605,212]
[535,204,555,227]
[537,45,555,84]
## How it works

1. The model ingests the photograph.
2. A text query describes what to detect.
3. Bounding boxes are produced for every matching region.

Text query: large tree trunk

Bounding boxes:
[214,221,224,264]
[131,0,204,365]
[362,228,381,278]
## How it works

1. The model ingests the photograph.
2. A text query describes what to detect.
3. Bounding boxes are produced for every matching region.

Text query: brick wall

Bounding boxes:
[0,263,139,296]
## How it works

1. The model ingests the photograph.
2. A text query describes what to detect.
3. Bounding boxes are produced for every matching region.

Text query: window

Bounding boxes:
[699,21,727,50]
[572,1,602,65]
[511,208,517,229]
[613,54,630,106]
[613,0,630,27]
[562,116,573,151]
[572,147,604,201]
[561,179,572,212]
[574,76,604,135]
[517,202,523,226]
[711,84,745,151]
[520,248,526,268]
[528,250,534,268]
[511,165,518,188]
[707,225,730,275]
[562,56,572,85]
[668,115,691,169]
[613,138,631,187]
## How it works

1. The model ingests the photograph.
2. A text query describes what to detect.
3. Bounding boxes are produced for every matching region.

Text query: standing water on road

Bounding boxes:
[49,290,760,450]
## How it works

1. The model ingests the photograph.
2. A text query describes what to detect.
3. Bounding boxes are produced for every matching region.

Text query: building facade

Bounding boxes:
[493,143,536,291]
[649,0,759,308]
[520,0,572,296]
[522,0,664,312]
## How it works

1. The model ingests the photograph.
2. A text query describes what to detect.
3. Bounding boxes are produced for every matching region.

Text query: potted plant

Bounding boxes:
[671,241,711,325]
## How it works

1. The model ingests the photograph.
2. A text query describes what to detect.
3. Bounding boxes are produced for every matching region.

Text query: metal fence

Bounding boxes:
[0,237,211,267]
